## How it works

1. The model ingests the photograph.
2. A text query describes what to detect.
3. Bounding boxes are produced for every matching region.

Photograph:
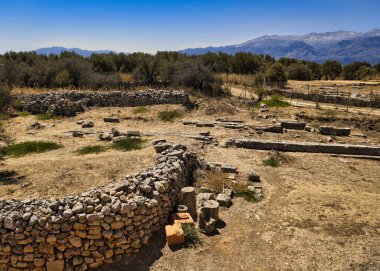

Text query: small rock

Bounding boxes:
[82,121,94,128]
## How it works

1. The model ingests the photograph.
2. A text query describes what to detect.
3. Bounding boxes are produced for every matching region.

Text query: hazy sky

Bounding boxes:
[0,0,379,53]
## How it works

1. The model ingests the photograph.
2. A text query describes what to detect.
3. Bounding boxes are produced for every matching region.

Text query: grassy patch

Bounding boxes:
[112,137,144,151]
[236,188,259,203]
[1,141,62,157]
[36,112,61,120]
[76,145,106,155]
[182,223,200,244]
[18,111,31,117]
[0,114,10,121]
[321,109,337,117]
[259,95,289,108]
[132,106,148,114]
[263,156,280,167]
[158,110,182,122]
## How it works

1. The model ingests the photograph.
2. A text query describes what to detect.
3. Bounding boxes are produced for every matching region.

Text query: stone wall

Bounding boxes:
[233,139,380,156]
[0,141,198,271]
[20,90,190,116]
[274,89,379,108]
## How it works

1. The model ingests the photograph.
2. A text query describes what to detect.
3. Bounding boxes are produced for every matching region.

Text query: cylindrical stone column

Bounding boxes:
[202,200,219,220]
[181,186,196,220]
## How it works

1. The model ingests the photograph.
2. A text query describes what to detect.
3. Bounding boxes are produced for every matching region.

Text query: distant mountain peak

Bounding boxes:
[179,29,380,64]
[35,46,119,57]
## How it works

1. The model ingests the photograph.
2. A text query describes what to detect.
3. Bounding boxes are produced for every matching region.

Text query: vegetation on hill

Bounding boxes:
[0,50,379,103]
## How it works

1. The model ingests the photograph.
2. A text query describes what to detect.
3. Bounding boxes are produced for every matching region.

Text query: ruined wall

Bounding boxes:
[20,90,190,116]
[0,141,198,271]
[234,139,380,156]
[274,89,379,108]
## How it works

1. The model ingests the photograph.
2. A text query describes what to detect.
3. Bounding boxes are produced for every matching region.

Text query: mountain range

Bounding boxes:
[179,29,380,64]
[36,47,118,57]
[35,29,380,64]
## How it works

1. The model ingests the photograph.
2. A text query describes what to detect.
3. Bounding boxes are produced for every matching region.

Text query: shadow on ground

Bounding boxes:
[95,232,166,271]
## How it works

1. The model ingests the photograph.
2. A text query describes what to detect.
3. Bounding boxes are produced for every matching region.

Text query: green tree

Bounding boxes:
[230,52,262,74]
[342,62,371,80]
[374,62,380,73]
[265,63,287,83]
[54,69,72,87]
[356,66,377,80]
[322,60,342,80]
[287,63,313,81]
[0,83,13,111]
[1,58,19,89]
[132,57,159,84]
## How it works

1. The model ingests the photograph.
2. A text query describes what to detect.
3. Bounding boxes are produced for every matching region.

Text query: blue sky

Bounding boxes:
[0,0,379,53]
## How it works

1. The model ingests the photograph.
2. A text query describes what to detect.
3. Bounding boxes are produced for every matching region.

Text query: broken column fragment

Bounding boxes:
[181,187,197,220]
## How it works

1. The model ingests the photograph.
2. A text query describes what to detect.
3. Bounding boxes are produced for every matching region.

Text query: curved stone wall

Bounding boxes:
[19,90,190,116]
[0,141,198,271]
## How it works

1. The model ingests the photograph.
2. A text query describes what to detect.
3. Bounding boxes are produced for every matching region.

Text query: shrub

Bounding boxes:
[112,137,144,151]
[259,95,289,108]
[0,83,13,111]
[132,106,148,114]
[181,223,200,244]
[263,156,280,167]
[76,145,106,155]
[158,110,182,121]
[36,112,61,120]
[171,60,223,96]
[1,141,62,157]
[236,188,259,203]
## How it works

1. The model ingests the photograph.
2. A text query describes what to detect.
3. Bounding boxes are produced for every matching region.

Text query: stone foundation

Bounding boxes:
[233,139,380,156]
[19,90,190,116]
[274,89,379,108]
[0,141,198,271]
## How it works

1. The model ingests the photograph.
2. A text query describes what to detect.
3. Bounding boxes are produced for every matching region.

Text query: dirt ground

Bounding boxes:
[103,150,380,271]
[1,96,379,270]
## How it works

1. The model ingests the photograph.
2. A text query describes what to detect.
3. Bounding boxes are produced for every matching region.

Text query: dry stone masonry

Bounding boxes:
[0,141,198,271]
[20,90,190,116]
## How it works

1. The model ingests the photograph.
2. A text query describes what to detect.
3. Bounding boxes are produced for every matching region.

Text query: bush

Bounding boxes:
[132,106,148,114]
[181,223,200,244]
[158,110,182,121]
[287,63,313,81]
[1,141,62,157]
[263,156,280,167]
[266,63,287,83]
[36,112,61,120]
[236,188,259,203]
[76,145,106,155]
[171,60,223,96]
[112,138,144,151]
[259,95,289,108]
[0,83,13,111]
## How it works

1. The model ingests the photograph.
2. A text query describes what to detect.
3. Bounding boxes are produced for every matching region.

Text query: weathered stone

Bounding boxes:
[104,117,120,123]
[165,224,185,246]
[181,187,197,220]
[39,243,54,255]
[69,236,82,248]
[216,193,232,208]
[248,172,260,182]
[46,260,64,271]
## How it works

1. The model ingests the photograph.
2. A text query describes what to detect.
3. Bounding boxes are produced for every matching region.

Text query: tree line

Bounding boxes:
[1,51,380,93]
